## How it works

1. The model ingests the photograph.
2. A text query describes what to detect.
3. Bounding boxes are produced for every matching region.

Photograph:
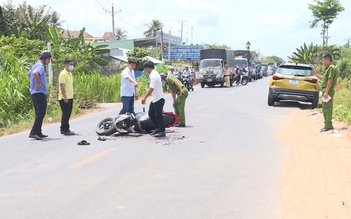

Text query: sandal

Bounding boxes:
[97,136,106,141]
[78,140,90,145]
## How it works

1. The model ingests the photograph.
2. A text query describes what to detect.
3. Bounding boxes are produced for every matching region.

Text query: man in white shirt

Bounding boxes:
[141,61,166,137]
[119,58,139,114]
[182,66,191,77]
[181,66,194,89]
[168,67,176,77]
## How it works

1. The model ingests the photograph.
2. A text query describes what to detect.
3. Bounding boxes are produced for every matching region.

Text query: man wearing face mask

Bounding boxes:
[58,58,75,135]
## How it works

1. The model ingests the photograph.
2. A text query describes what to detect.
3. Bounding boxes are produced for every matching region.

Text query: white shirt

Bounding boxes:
[149,69,165,103]
[182,69,191,77]
[120,66,136,97]
[168,70,176,77]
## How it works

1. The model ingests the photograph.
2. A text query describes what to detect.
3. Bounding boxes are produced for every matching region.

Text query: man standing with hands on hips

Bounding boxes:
[312,54,339,132]
[58,58,75,135]
[27,51,52,140]
[141,62,166,137]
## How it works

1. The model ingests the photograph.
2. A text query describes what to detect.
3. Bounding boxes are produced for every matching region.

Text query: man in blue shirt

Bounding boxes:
[119,58,139,114]
[27,51,52,140]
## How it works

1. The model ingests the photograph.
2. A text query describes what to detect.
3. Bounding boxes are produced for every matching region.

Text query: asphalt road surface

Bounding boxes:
[0,77,302,219]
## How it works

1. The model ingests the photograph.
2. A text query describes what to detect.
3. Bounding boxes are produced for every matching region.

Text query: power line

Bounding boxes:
[78,0,106,15]
[117,17,144,32]
[186,21,211,45]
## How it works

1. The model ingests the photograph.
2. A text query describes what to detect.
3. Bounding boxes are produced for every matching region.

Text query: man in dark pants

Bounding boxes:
[312,54,339,132]
[58,58,75,135]
[27,51,52,140]
[141,62,166,137]
[119,58,139,115]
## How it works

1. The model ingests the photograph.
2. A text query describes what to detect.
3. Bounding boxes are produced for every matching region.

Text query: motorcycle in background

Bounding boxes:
[234,68,249,86]
[182,75,194,91]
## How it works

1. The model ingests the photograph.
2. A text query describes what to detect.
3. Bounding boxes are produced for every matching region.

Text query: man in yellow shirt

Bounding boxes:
[58,59,75,135]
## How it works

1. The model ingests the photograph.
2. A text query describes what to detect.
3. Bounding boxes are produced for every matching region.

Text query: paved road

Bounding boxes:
[0,77,300,219]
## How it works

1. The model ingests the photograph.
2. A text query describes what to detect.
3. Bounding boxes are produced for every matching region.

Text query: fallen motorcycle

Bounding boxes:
[96,108,180,136]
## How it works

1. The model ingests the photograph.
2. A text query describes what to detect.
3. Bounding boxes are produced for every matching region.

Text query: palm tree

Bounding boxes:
[288,43,320,64]
[144,19,163,38]
[245,41,251,50]
[289,43,342,65]
[115,27,127,40]
[48,11,63,28]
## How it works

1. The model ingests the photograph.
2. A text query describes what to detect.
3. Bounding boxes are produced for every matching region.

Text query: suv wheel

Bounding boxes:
[311,97,319,109]
[268,95,274,106]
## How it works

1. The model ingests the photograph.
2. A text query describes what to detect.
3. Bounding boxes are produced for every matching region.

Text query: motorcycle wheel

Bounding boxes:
[96,117,117,136]
[242,78,248,86]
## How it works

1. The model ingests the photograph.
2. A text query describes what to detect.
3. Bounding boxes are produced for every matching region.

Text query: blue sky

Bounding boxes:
[2,0,351,60]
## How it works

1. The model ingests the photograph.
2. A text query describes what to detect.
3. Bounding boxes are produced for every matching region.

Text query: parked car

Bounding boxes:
[267,63,320,108]
[267,67,274,76]
[255,64,263,79]
[261,64,268,77]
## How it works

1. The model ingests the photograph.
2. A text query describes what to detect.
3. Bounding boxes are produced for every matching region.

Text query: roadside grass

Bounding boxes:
[0,71,151,137]
[333,83,351,124]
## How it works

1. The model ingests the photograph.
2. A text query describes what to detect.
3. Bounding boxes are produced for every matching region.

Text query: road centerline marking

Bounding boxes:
[70,148,117,168]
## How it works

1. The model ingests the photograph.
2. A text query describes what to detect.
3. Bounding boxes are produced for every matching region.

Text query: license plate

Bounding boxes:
[207,79,212,82]
[289,80,299,85]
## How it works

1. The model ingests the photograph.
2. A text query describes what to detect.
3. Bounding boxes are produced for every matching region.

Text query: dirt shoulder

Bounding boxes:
[278,109,351,218]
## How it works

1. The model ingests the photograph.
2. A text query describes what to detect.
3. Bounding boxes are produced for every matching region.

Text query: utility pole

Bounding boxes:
[160,30,164,60]
[168,29,171,61]
[178,19,187,44]
[103,3,120,40]
[191,26,193,45]
[112,4,115,40]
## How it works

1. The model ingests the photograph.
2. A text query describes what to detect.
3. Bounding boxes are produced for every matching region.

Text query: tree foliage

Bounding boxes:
[0,1,63,40]
[203,43,231,49]
[288,42,321,64]
[115,27,127,40]
[126,47,153,70]
[288,42,341,65]
[261,57,276,64]
[308,0,345,47]
[245,41,251,50]
[266,56,284,64]
[144,19,163,38]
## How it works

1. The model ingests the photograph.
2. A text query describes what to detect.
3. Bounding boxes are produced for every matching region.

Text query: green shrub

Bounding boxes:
[333,84,351,124]
[0,51,33,127]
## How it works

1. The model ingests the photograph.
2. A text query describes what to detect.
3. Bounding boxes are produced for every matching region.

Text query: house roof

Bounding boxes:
[145,56,164,64]
[62,30,94,39]
[103,32,114,40]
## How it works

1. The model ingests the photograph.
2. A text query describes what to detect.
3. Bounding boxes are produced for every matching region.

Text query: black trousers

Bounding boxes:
[59,99,73,132]
[148,98,165,132]
[30,93,47,135]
